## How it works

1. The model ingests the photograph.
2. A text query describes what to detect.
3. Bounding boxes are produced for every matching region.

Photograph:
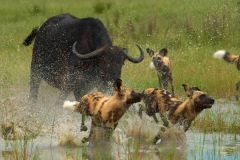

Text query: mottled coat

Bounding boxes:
[147,48,174,95]
[63,79,143,142]
[140,84,214,131]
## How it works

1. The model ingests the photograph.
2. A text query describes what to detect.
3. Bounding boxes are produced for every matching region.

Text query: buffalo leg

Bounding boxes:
[74,89,88,131]
[29,69,41,104]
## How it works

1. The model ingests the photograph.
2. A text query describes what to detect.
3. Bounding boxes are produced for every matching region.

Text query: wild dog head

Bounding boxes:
[113,79,143,105]
[182,84,215,111]
[147,48,169,71]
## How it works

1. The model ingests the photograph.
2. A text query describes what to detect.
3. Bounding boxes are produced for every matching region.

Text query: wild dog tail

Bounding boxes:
[23,27,38,46]
[63,101,78,112]
[213,50,227,59]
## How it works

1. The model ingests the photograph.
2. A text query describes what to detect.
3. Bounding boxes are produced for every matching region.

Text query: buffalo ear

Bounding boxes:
[146,48,154,57]
[113,79,123,91]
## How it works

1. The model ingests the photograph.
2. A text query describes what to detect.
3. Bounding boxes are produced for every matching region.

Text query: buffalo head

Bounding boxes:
[72,41,144,81]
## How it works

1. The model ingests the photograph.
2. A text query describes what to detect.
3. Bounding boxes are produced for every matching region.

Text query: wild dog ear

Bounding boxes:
[182,84,201,97]
[159,48,168,56]
[113,79,123,91]
[182,84,188,92]
[146,48,154,57]
[182,84,193,97]
[191,87,201,91]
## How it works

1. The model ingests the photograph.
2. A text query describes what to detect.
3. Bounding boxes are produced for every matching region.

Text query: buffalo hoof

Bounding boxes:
[80,125,88,132]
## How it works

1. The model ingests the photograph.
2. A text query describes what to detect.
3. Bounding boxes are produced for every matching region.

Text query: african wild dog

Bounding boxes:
[214,50,240,100]
[138,88,181,128]
[147,48,175,96]
[169,84,214,131]
[63,79,143,142]
[139,84,214,133]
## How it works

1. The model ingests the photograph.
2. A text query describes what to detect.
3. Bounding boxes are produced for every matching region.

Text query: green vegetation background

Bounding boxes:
[1,0,240,98]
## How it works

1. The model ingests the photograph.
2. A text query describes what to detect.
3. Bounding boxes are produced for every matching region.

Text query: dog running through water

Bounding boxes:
[63,79,143,143]
[147,48,175,96]
[139,84,214,142]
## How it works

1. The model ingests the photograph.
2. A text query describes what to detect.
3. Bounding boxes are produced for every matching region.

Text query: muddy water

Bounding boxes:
[0,100,239,160]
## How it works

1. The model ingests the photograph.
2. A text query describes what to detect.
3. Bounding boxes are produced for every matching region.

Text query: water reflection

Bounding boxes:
[0,132,239,160]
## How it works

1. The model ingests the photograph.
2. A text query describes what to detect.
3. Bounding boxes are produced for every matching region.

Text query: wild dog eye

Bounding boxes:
[130,91,135,96]
[199,94,207,99]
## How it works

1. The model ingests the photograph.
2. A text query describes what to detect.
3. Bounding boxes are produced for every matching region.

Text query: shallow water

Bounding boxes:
[0,100,239,160]
[0,132,239,160]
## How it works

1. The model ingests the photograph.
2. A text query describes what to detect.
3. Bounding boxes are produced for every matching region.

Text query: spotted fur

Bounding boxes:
[140,84,214,132]
[146,48,175,96]
[64,79,143,142]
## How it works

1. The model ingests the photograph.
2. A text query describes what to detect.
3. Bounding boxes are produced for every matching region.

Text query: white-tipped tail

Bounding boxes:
[63,101,77,112]
[213,50,227,59]
[149,62,155,69]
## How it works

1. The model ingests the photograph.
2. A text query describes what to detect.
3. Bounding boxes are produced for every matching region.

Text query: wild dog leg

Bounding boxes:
[80,100,88,131]
[152,126,166,144]
[153,114,159,123]
[158,74,163,89]
[170,78,175,96]
[138,103,144,119]
[150,100,159,122]
[159,112,169,127]
[74,89,88,131]
[81,114,88,131]
[183,120,191,132]
[235,81,240,101]
[161,73,169,94]
[81,123,90,143]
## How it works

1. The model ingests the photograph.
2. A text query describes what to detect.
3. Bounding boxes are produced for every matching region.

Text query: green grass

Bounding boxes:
[1,0,240,98]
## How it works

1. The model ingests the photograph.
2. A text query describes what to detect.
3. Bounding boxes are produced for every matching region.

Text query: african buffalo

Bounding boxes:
[23,13,144,104]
